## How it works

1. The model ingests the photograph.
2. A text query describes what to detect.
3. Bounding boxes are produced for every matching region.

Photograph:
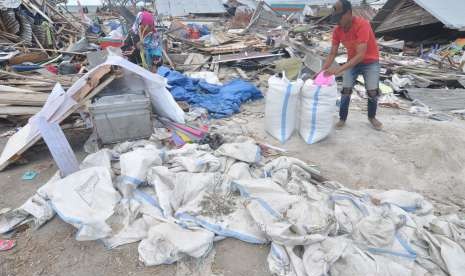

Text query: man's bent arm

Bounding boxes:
[333,43,367,75]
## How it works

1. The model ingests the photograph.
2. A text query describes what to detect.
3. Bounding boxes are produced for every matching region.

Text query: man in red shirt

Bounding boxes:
[322,0,382,130]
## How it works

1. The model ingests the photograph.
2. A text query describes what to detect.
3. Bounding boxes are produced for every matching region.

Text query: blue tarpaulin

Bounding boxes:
[158,67,263,118]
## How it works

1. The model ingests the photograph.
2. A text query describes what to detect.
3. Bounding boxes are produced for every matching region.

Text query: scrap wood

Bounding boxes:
[235,67,248,79]
[166,34,204,48]
[0,70,56,83]
[0,65,114,171]
[8,51,49,65]
[0,106,42,116]
[183,53,195,65]
[44,1,82,32]
[183,53,207,66]
[0,84,38,94]
[199,38,266,54]
[1,81,75,91]
[31,32,48,57]
[138,25,148,69]
[212,51,284,64]
[207,32,238,46]
[191,55,212,71]
[162,47,176,69]
[0,70,81,85]
[0,91,49,106]
[22,0,53,24]
[11,48,90,56]
[0,31,21,43]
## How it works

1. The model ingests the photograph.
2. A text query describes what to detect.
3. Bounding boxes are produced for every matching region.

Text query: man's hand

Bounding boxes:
[324,67,340,77]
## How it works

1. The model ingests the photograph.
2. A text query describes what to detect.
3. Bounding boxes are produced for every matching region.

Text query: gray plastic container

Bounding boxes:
[89,94,152,144]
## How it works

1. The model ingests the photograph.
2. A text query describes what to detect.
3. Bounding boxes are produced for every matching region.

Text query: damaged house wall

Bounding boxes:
[372,0,465,41]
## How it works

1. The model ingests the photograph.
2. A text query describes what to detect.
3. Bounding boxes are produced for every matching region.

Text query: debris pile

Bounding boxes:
[0,0,463,123]
[0,0,465,274]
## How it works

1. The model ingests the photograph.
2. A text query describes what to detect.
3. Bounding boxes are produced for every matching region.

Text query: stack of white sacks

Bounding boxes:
[265,73,338,144]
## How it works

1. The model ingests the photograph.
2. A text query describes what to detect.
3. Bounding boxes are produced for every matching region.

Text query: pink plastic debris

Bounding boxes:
[314,72,335,86]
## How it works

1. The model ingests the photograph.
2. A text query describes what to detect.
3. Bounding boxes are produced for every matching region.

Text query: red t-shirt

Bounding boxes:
[332,16,379,64]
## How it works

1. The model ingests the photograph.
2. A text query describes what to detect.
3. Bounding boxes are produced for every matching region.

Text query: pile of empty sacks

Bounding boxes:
[1,135,464,276]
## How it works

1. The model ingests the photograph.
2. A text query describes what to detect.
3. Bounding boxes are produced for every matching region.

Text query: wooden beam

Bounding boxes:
[0,91,49,106]
[11,46,87,55]
[0,70,56,83]
[0,106,42,116]
[0,66,113,171]
[162,47,176,70]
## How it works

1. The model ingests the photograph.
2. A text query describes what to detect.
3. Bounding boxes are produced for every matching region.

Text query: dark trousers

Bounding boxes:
[340,94,378,120]
[340,61,380,121]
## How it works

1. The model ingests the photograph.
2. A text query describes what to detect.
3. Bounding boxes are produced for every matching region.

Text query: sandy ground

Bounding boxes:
[1,98,465,275]
[240,99,465,213]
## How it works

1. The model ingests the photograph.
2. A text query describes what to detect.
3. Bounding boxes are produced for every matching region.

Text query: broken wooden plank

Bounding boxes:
[162,48,176,70]
[22,0,54,24]
[8,52,49,65]
[0,66,113,171]
[235,67,248,79]
[0,91,49,106]
[212,51,284,64]
[0,84,39,94]
[199,38,266,54]
[191,56,211,71]
[0,70,56,83]
[11,47,87,56]
[0,105,42,116]
[184,53,195,65]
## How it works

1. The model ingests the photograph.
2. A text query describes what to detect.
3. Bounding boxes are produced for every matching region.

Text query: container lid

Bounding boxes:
[91,94,149,108]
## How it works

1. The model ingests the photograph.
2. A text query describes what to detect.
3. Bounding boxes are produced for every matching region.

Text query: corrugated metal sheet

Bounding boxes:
[407,88,465,111]
[155,0,226,16]
[0,10,20,34]
[265,0,366,4]
[374,0,439,33]
[0,0,21,9]
[352,6,378,21]
[414,0,465,30]
[373,0,465,31]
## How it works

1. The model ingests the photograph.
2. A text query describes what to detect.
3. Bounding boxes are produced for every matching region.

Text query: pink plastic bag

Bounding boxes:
[0,239,15,251]
[314,72,335,86]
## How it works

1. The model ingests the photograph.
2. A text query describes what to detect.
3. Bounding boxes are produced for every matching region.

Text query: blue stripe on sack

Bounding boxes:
[176,213,267,244]
[232,182,282,219]
[366,246,416,260]
[367,232,417,260]
[122,175,145,186]
[331,194,417,260]
[255,147,262,163]
[270,243,290,266]
[307,86,322,144]
[389,203,419,213]
[133,189,165,215]
[280,84,293,143]
[395,232,417,258]
[50,200,86,240]
[50,201,82,226]
[330,194,369,216]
